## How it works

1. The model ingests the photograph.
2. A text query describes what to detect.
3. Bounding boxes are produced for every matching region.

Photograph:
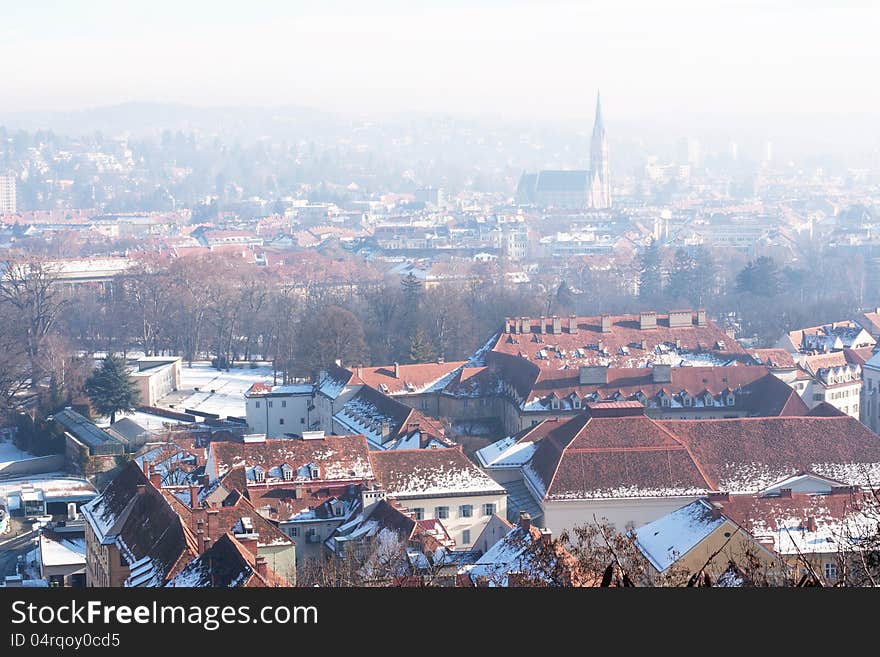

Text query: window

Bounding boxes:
[814,393,823,401]
[435,506,449,519]
[253,467,265,483]
[825,562,837,580]
[279,418,285,425]
[268,400,273,408]
[483,503,496,517]
[281,400,287,408]
[462,530,471,544]
[255,401,261,408]
[459,504,473,518]
[300,417,305,424]
[412,508,424,520]
[289,526,299,537]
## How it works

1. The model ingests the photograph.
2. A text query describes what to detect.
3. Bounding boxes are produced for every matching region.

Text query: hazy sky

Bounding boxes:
[1,0,878,120]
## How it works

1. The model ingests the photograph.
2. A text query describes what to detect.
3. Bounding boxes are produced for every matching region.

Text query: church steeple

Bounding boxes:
[592,90,605,139]
[589,90,611,209]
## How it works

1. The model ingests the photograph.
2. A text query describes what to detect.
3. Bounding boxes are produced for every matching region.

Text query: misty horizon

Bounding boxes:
[3,1,878,123]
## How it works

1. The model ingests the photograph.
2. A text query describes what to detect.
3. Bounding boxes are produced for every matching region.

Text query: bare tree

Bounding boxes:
[0,258,66,390]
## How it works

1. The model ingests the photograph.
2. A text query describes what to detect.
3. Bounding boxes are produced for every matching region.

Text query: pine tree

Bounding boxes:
[409,327,437,364]
[84,355,140,424]
[638,239,664,301]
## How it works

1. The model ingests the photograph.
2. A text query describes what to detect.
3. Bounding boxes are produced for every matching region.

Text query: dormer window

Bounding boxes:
[683,395,692,407]
[550,397,560,410]
[726,394,735,406]
[281,464,293,481]
[309,464,320,479]
[253,466,265,483]
[573,398,581,409]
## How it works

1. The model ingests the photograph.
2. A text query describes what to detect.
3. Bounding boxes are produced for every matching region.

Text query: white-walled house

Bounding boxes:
[368,447,507,549]
[245,382,314,437]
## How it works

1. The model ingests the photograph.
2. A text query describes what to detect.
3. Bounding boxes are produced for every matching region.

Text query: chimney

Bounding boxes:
[696,309,707,326]
[380,421,392,443]
[804,517,817,532]
[668,310,692,328]
[652,364,672,383]
[189,485,200,509]
[579,365,608,385]
[708,491,729,503]
[521,317,530,334]
[600,314,612,333]
[361,486,386,515]
[504,317,511,334]
[238,534,260,556]
[202,473,211,488]
[393,362,399,378]
[710,502,724,519]
[568,315,578,334]
[518,511,532,531]
[293,485,304,500]
[639,311,657,330]
[255,555,268,579]
[539,528,552,545]
[141,459,150,477]
[552,316,562,334]
[136,484,147,496]
[539,316,546,334]
[831,485,857,496]
[778,488,792,498]
[148,467,162,489]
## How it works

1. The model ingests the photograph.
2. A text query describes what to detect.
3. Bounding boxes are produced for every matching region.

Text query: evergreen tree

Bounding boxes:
[401,272,423,304]
[409,327,437,364]
[736,256,782,297]
[555,279,576,314]
[668,247,717,307]
[84,355,140,424]
[638,239,664,300]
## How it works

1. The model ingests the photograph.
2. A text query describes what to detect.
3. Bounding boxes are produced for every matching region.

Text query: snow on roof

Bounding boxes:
[634,499,726,573]
[369,449,504,499]
[39,533,86,568]
[476,436,538,469]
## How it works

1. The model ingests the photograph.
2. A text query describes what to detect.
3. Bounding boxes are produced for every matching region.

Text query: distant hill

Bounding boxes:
[0,102,346,139]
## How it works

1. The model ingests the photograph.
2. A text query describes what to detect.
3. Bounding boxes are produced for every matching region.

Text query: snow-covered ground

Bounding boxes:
[94,411,188,432]
[155,362,275,419]
[0,439,36,468]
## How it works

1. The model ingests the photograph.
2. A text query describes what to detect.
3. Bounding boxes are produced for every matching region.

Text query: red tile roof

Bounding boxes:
[528,415,712,500]
[208,435,375,483]
[369,448,505,499]
[491,311,747,370]
[524,414,880,501]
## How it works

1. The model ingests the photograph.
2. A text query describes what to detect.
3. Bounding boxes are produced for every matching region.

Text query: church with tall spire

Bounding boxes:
[516,91,611,209]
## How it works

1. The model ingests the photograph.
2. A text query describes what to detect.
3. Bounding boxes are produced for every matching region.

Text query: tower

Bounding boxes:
[589,92,610,209]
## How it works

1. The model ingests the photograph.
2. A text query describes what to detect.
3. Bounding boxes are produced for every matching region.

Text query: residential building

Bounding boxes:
[633,497,778,583]
[166,532,290,587]
[130,356,181,407]
[80,462,198,587]
[245,382,314,436]
[476,406,880,538]
[368,447,507,549]
[0,175,16,214]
